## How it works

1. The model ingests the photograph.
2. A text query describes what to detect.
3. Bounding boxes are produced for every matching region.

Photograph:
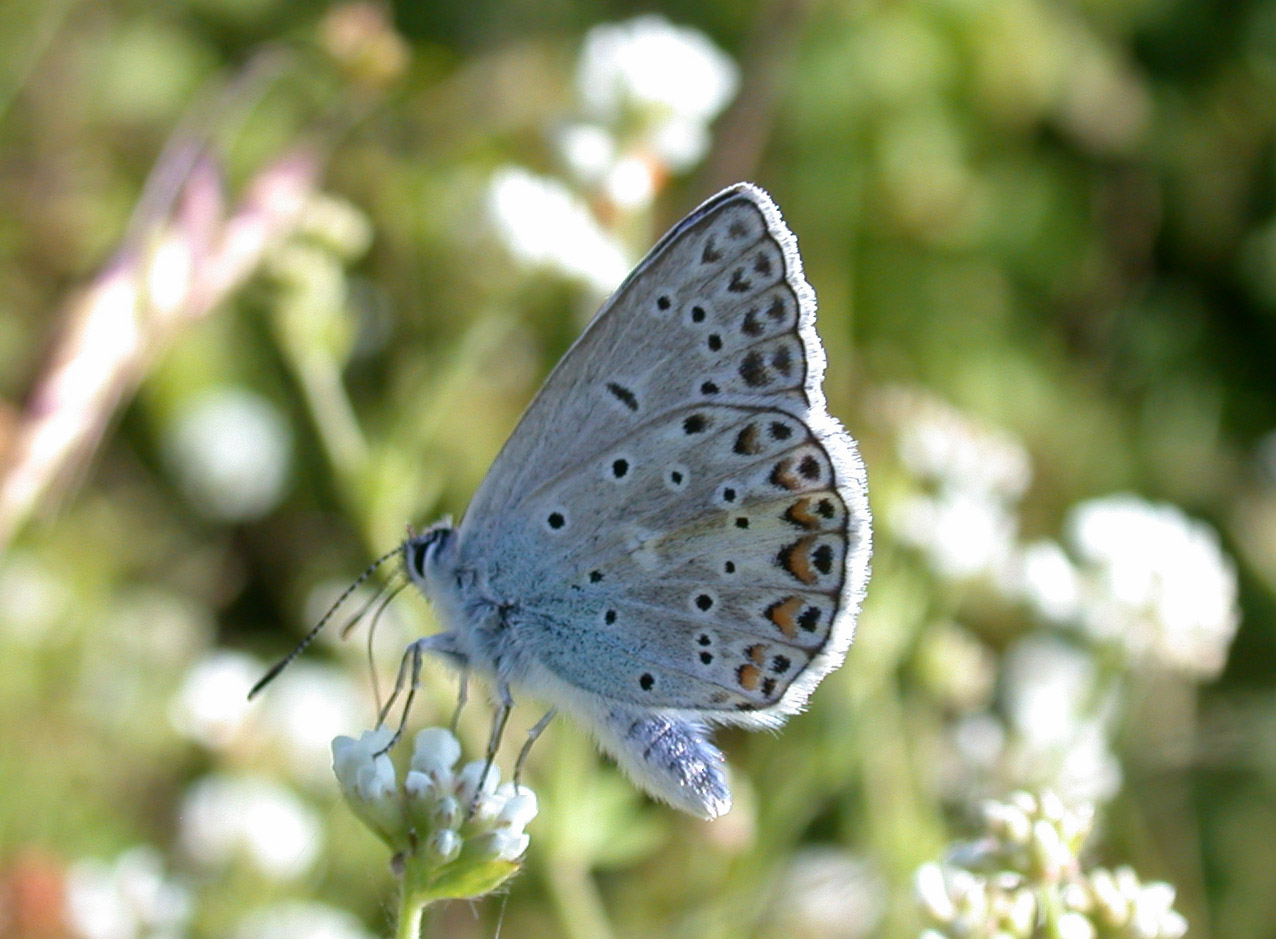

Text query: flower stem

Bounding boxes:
[395,888,427,939]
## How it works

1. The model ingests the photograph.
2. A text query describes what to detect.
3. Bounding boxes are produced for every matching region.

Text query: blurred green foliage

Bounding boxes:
[2,1,1275,937]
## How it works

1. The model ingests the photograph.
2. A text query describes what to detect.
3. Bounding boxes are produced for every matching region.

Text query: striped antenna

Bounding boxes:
[248,544,403,699]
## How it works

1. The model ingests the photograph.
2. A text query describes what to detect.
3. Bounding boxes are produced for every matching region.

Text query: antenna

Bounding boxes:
[248,544,403,699]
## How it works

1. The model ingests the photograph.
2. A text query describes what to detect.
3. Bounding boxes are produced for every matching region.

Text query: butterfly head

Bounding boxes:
[402,520,455,591]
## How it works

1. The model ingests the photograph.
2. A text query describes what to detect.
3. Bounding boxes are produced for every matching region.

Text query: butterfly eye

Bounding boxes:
[409,540,430,578]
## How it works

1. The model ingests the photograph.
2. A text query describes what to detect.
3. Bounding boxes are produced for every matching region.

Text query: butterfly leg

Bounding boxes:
[374,637,429,756]
[513,707,557,788]
[449,669,469,734]
[468,681,513,815]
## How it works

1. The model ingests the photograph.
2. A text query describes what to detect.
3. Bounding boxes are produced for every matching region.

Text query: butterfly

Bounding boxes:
[397,183,871,818]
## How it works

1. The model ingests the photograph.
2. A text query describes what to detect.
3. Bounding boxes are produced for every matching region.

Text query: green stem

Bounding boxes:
[1040,882,1066,939]
[395,888,428,939]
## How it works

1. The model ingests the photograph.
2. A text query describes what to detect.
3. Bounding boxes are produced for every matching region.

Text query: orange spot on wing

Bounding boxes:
[737,663,761,691]
[784,497,822,530]
[770,458,803,491]
[766,596,802,637]
[778,535,819,585]
[747,643,767,665]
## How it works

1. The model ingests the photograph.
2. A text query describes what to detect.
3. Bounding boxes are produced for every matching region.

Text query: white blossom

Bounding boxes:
[880,388,1031,581]
[178,774,322,880]
[64,847,192,939]
[163,387,292,521]
[1063,495,1239,679]
[333,725,537,867]
[574,16,738,171]
[486,167,631,294]
[234,901,376,939]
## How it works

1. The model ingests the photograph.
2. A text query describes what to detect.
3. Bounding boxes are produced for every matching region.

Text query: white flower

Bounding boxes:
[333,725,538,869]
[333,727,397,801]
[169,650,260,749]
[1065,495,1239,679]
[163,387,292,521]
[178,775,322,880]
[64,847,192,939]
[894,489,1020,580]
[234,901,376,939]
[1087,867,1188,938]
[885,388,1031,500]
[409,726,462,780]
[486,167,631,295]
[574,16,738,170]
[880,388,1031,581]
[1006,539,1082,622]
[1000,635,1122,804]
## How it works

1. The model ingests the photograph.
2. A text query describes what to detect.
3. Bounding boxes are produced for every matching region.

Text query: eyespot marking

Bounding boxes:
[741,309,764,337]
[657,295,671,310]
[735,516,750,529]
[728,219,749,239]
[772,344,793,376]
[589,570,603,583]
[766,597,803,639]
[727,268,753,294]
[753,251,774,277]
[799,454,822,481]
[766,295,788,321]
[723,560,736,574]
[777,535,820,584]
[740,350,770,387]
[762,677,777,697]
[691,305,707,323]
[547,511,566,530]
[702,236,722,264]
[639,673,654,691]
[772,654,792,674]
[798,605,821,632]
[683,413,709,434]
[707,333,722,352]
[770,421,792,440]
[698,633,712,646]
[770,459,802,491]
[722,486,737,503]
[604,609,617,625]
[611,458,630,479]
[812,543,834,575]
[700,651,713,664]
[701,381,720,395]
[695,593,714,611]
[733,424,762,455]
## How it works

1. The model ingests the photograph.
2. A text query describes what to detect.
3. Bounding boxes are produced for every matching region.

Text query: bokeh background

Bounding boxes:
[1,1,1273,937]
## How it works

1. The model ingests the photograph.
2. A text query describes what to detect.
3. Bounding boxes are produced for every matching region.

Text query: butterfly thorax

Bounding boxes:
[403,521,515,676]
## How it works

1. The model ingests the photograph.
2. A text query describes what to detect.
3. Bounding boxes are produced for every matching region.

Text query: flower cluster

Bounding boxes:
[1049,496,1236,679]
[563,15,739,206]
[879,387,1031,581]
[63,847,192,939]
[331,727,537,905]
[917,792,1187,939]
[486,16,739,298]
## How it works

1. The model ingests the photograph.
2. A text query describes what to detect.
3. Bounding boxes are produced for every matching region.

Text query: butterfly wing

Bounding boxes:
[453,183,871,721]
[436,184,870,816]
